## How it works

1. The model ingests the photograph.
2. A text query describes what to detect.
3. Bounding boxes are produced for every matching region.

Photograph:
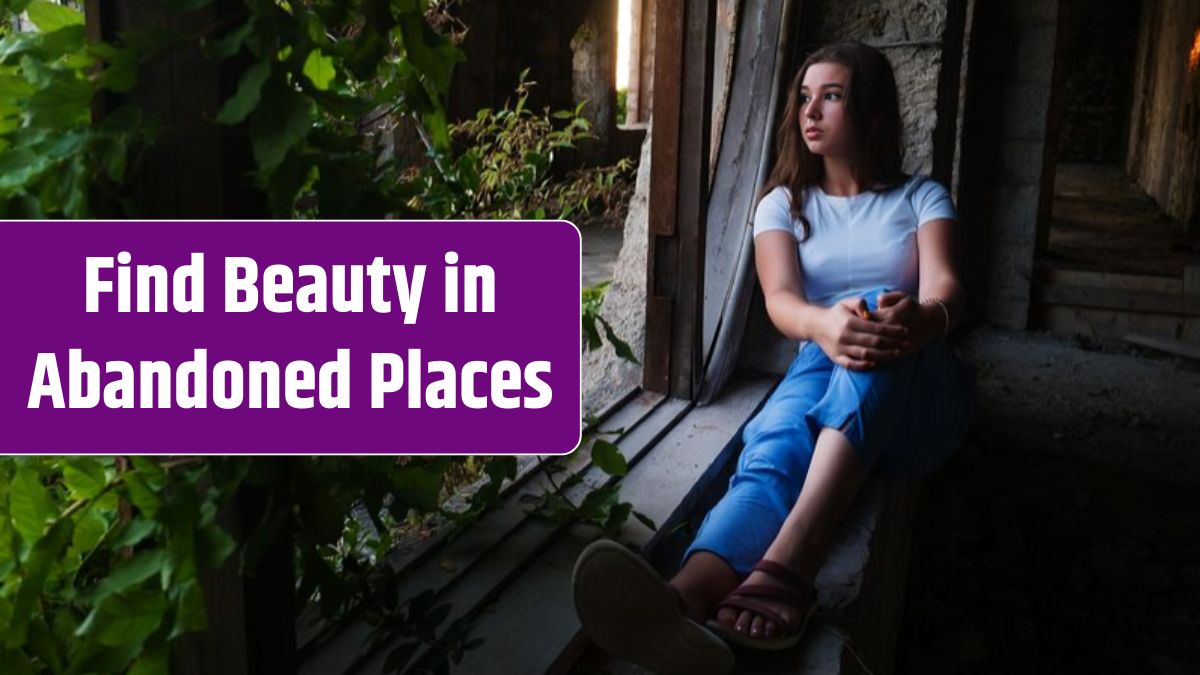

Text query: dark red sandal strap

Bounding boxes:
[753,560,816,603]
[724,583,809,609]
[714,595,797,633]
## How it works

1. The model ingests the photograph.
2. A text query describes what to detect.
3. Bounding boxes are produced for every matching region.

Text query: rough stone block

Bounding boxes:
[987,295,1032,330]
[990,182,1042,244]
[999,139,1047,184]
[805,0,948,45]
[1011,22,1058,83]
[582,131,651,416]
[1010,0,1058,25]
[1001,83,1052,139]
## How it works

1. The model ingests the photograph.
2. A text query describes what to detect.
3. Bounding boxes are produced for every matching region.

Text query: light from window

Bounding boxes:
[1190,27,1200,72]
[617,0,632,89]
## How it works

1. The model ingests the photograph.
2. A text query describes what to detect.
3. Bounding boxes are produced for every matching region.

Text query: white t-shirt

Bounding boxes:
[752,175,957,309]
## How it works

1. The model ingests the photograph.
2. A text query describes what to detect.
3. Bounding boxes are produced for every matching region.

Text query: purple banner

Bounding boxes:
[2,221,582,454]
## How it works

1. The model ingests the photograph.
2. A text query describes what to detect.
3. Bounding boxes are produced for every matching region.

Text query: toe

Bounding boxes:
[735,610,753,634]
[715,606,738,627]
[749,615,765,639]
[764,620,778,640]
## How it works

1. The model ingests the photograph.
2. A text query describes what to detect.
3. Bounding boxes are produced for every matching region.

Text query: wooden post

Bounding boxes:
[1185,265,1200,295]
[86,0,267,218]
[644,0,716,398]
[85,3,291,673]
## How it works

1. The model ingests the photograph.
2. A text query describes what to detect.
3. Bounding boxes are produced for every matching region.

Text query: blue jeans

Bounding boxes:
[684,291,977,576]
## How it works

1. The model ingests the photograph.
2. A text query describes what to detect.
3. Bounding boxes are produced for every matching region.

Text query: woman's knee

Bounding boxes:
[735,431,814,487]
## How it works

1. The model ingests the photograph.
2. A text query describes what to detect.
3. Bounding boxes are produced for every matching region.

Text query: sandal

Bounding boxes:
[705,559,817,650]
[573,539,735,675]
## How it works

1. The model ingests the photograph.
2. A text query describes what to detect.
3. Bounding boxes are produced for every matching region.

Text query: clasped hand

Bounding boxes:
[814,291,924,370]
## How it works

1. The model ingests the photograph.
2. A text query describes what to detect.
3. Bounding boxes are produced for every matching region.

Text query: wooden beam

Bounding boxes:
[644,0,716,398]
[1124,333,1200,361]
[1034,282,1200,317]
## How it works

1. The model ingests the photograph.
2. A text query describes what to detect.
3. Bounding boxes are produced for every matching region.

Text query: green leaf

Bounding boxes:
[590,440,628,477]
[76,588,168,648]
[249,79,313,173]
[632,510,658,531]
[168,580,206,637]
[599,315,640,365]
[164,525,196,586]
[64,640,141,675]
[578,485,621,525]
[99,50,139,92]
[194,521,235,569]
[26,0,84,33]
[396,12,462,96]
[6,519,72,649]
[21,75,90,128]
[9,465,56,543]
[603,501,633,532]
[582,316,602,352]
[302,48,335,91]
[0,649,34,675]
[392,463,444,513]
[204,16,256,61]
[345,26,387,79]
[62,457,107,500]
[25,618,64,673]
[0,74,34,100]
[214,61,270,125]
[110,517,157,549]
[65,509,109,566]
[127,643,168,675]
[123,472,160,518]
[89,549,166,601]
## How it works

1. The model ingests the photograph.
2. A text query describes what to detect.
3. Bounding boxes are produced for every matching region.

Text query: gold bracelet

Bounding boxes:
[921,297,951,338]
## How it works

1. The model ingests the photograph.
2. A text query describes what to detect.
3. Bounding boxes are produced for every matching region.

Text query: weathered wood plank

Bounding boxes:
[441,375,778,675]
[643,0,682,399]
[1036,305,1192,342]
[1036,266,1184,293]
[1185,266,1200,295]
[1034,282,1200,316]
[1124,333,1200,361]
[303,395,692,675]
[645,0,715,400]
[699,0,792,405]
[297,386,655,652]
[667,0,716,399]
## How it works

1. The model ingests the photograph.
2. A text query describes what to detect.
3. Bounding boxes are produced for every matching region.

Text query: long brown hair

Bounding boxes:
[761,42,906,240]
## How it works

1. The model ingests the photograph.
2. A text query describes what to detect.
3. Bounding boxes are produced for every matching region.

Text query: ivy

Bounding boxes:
[1,3,649,672]
[0,0,157,218]
[0,456,249,673]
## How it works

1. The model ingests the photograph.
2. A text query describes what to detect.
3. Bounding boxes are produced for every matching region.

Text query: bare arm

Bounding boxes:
[874,217,964,348]
[756,230,910,369]
[755,230,824,341]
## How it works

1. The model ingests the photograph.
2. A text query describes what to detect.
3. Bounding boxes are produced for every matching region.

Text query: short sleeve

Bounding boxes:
[911,177,957,228]
[752,187,798,239]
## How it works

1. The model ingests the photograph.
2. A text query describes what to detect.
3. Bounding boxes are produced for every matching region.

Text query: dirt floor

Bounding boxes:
[896,327,1200,675]
[1046,163,1200,277]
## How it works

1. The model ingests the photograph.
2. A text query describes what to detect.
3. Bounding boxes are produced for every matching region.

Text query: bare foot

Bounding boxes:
[712,567,814,641]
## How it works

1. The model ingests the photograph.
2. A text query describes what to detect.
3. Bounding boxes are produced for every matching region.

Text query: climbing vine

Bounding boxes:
[0,1,646,673]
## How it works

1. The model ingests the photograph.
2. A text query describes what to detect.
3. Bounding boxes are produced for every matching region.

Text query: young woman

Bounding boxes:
[573,42,977,674]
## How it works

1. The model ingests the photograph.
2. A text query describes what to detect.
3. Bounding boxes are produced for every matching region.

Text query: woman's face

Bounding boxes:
[798,62,852,158]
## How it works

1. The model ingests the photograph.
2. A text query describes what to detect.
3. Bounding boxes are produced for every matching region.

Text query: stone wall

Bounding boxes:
[1126,0,1200,229]
[797,0,957,178]
[957,0,1060,330]
[581,132,651,417]
[1056,0,1141,163]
